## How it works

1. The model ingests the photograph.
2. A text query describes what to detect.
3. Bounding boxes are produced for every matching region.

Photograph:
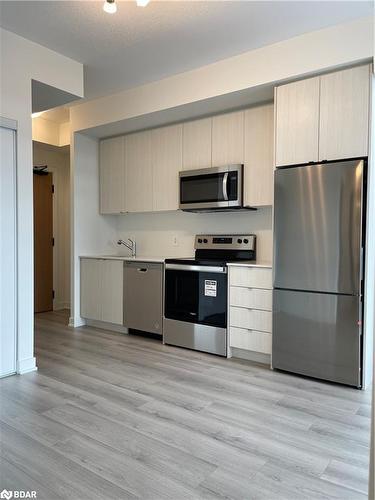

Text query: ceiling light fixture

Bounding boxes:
[103,0,117,14]
[136,0,150,6]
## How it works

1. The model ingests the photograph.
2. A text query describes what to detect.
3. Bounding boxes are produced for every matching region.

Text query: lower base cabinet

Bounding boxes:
[80,258,123,325]
[228,265,272,357]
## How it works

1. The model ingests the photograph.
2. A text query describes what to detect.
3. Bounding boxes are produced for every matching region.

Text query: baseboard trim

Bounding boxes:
[85,319,128,334]
[54,301,70,311]
[230,347,271,366]
[17,357,38,375]
[69,316,86,328]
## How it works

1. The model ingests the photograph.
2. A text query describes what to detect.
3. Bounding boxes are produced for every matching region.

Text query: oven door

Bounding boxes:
[179,165,243,210]
[164,264,227,328]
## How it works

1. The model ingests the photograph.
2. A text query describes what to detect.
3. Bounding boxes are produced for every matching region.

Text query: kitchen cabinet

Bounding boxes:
[319,65,370,161]
[80,258,123,324]
[99,136,126,214]
[152,124,182,211]
[125,130,153,212]
[244,104,274,206]
[275,65,370,167]
[212,110,244,166]
[228,265,272,357]
[275,76,320,167]
[123,261,163,334]
[182,117,212,170]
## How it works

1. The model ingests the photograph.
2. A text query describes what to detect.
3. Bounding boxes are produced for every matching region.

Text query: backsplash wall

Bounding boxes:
[115,208,273,261]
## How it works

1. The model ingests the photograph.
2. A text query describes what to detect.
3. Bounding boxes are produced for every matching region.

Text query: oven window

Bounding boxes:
[165,269,227,328]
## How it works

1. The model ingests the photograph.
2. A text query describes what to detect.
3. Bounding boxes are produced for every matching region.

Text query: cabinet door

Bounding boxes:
[152,124,182,211]
[99,136,125,214]
[101,260,124,325]
[125,131,153,212]
[319,65,370,161]
[212,111,244,166]
[244,104,274,207]
[80,259,102,320]
[182,118,212,170]
[275,77,320,166]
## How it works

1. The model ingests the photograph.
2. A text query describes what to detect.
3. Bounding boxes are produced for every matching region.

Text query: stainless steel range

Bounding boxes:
[163,234,256,356]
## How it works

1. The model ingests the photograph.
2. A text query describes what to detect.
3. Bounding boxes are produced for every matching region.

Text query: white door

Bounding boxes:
[1,125,17,377]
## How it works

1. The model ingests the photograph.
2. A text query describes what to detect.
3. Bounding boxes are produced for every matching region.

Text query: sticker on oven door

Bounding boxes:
[205,280,217,297]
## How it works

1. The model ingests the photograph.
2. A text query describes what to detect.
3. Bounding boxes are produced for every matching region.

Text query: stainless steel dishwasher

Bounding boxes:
[123,261,163,335]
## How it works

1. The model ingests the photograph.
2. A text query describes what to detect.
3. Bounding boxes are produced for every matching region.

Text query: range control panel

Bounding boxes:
[194,234,256,251]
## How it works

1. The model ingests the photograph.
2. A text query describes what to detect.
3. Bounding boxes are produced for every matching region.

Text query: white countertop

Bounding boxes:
[79,255,170,263]
[226,261,272,268]
[80,255,272,267]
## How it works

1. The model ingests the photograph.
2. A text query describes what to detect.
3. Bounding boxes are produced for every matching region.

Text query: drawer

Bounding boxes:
[229,266,272,289]
[230,286,272,311]
[230,306,272,333]
[230,326,272,354]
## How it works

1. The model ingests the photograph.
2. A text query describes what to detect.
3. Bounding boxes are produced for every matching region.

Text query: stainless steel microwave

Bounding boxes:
[179,164,244,212]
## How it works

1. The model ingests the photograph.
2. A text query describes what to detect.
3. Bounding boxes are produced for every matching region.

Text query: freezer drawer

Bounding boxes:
[123,261,163,334]
[272,289,361,387]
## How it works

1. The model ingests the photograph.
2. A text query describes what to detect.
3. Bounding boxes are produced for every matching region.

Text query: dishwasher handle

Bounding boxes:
[137,268,148,273]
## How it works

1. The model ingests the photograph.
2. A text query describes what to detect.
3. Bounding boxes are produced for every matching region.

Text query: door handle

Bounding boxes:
[222,172,229,201]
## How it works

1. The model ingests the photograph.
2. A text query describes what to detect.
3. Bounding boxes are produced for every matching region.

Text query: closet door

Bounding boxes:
[125,131,153,212]
[1,125,17,377]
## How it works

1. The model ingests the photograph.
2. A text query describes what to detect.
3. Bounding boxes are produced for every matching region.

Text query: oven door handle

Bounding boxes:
[165,263,227,273]
[222,172,229,201]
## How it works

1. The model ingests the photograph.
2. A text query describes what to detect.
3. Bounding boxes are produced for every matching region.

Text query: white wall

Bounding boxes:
[0,28,83,374]
[71,16,373,134]
[70,133,117,326]
[33,143,71,310]
[115,209,272,262]
[32,116,70,147]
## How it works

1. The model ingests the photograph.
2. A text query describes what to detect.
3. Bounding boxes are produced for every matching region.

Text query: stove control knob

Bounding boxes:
[237,238,243,244]
[198,238,203,243]
[203,238,208,243]
[243,238,249,244]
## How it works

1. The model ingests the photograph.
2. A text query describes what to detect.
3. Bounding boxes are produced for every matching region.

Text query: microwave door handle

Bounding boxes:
[222,172,229,201]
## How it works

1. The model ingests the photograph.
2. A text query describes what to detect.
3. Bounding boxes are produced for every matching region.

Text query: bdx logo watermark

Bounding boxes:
[0,491,36,499]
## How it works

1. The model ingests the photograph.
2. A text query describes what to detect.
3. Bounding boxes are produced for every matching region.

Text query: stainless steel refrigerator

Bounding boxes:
[272,159,365,387]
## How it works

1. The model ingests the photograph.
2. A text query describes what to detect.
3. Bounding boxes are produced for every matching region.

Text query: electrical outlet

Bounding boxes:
[172,235,178,247]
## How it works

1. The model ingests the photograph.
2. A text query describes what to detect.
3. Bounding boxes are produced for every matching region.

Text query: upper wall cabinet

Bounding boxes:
[125,130,153,213]
[212,111,244,166]
[319,65,370,162]
[152,124,182,211]
[275,77,320,167]
[182,117,212,170]
[99,136,126,214]
[244,104,274,207]
[275,65,370,167]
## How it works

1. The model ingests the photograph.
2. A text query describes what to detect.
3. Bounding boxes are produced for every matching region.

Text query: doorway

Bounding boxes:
[33,169,53,312]
[33,141,71,315]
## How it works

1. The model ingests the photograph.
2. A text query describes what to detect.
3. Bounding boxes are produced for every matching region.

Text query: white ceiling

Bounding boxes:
[1,1,372,100]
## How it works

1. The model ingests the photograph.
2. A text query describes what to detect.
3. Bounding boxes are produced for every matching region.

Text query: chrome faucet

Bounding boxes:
[117,238,136,257]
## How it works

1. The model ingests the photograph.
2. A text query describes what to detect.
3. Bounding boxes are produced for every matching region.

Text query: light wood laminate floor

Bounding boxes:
[0,310,372,499]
